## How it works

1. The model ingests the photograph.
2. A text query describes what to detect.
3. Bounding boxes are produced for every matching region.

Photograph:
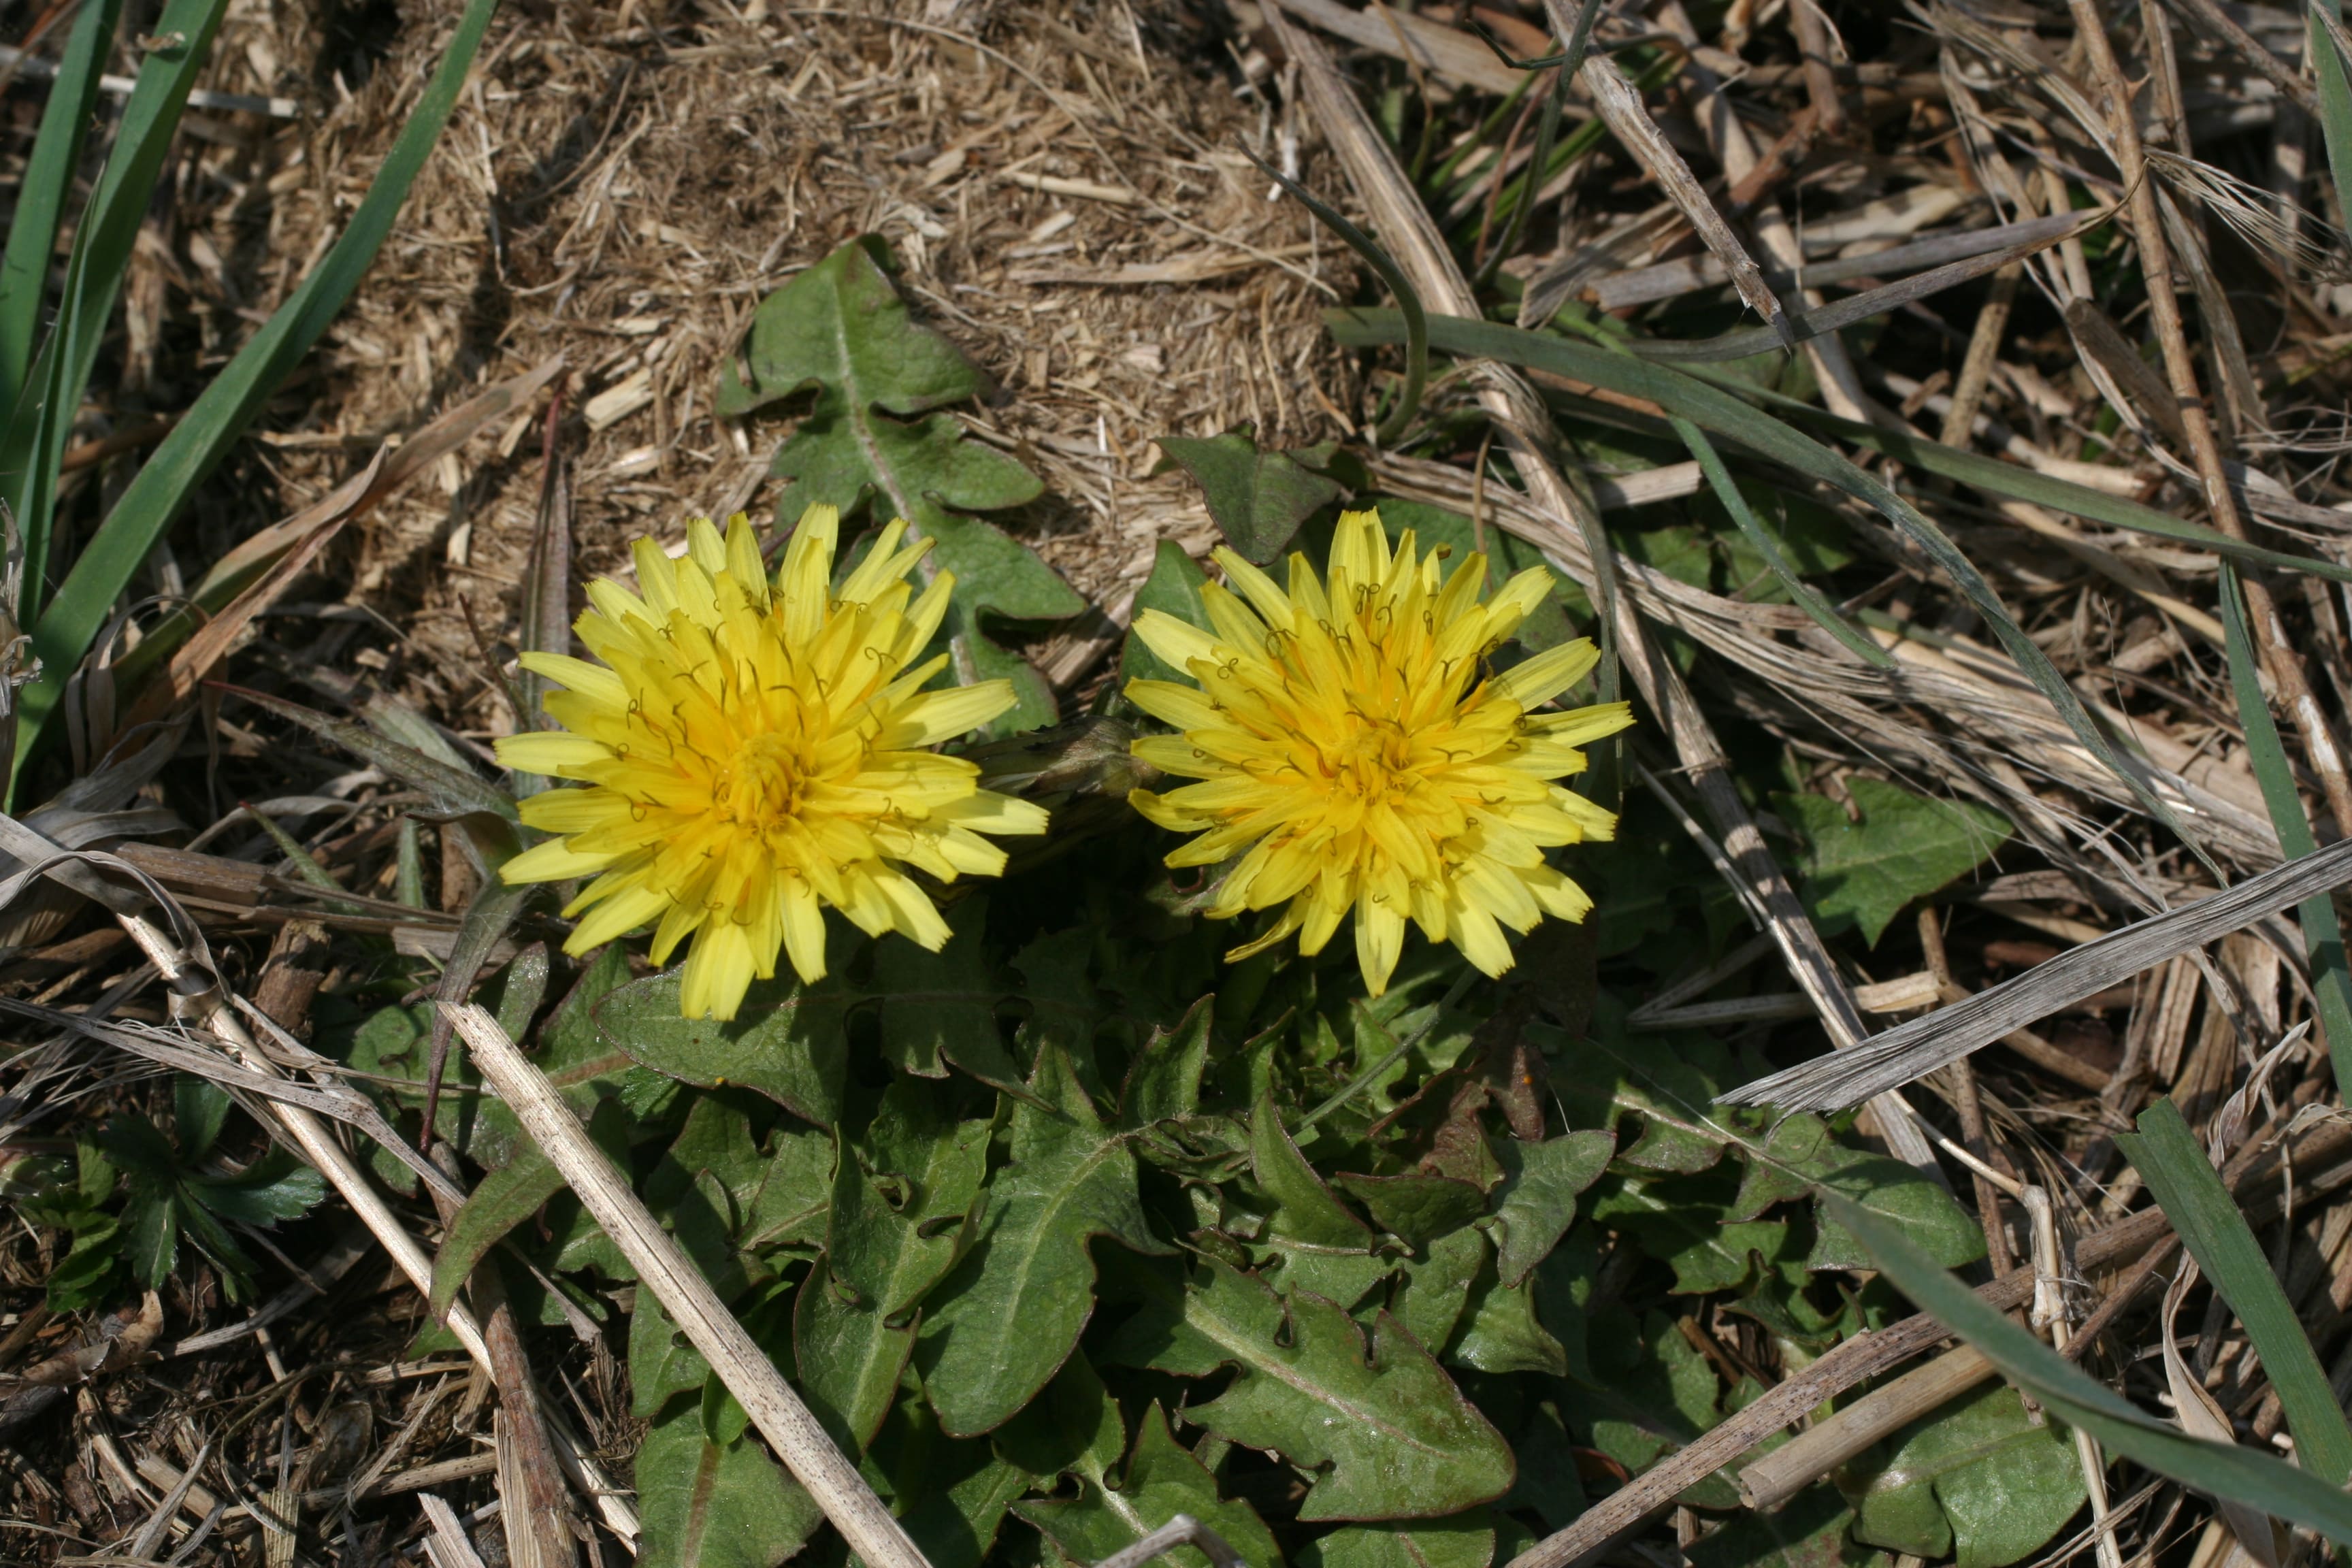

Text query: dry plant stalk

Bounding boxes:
[442,1002,932,1568]
[2065,0,2352,840]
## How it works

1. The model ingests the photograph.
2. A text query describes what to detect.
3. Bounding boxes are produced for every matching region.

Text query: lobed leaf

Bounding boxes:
[916,1047,1166,1435]
[722,235,1080,733]
[1106,1257,1515,1520]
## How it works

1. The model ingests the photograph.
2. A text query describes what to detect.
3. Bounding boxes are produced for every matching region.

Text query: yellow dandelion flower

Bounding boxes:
[1124,506,1633,996]
[497,506,1049,1022]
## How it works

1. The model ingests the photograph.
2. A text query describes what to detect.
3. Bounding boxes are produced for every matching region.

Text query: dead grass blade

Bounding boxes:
[1591,209,2086,311]
[1628,207,2105,361]
[1567,42,1797,350]
[1722,836,2352,1111]
[443,1002,931,1568]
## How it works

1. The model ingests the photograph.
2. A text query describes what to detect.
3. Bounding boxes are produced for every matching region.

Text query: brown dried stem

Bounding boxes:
[2065,0,2352,840]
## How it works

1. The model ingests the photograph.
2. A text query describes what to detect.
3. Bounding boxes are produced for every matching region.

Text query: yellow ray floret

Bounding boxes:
[1124,506,1633,996]
[497,506,1047,1021]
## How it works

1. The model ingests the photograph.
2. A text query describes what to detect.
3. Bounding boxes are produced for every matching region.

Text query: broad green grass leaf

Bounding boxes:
[635,1400,823,1568]
[1829,1192,2352,1543]
[0,0,123,408]
[1688,1487,1885,1568]
[2315,1,2352,240]
[1119,993,1213,1128]
[1777,779,2010,945]
[2116,1098,2352,1485]
[1252,1091,1378,1250]
[1669,414,1889,666]
[1016,1401,1281,1568]
[1299,1515,1494,1568]
[1490,1129,1614,1286]
[1120,541,1213,688]
[2219,564,2352,1090]
[722,235,1078,733]
[15,0,504,782]
[1156,425,1344,564]
[1106,1257,1514,1520]
[1849,1384,2083,1568]
[917,1047,1166,1435]
[0,0,230,612]
[598,971,850,1128]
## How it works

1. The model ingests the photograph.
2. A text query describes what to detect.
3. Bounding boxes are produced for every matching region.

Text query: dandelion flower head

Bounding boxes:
[498,506,1047,1021]
[1124,506,1633,996]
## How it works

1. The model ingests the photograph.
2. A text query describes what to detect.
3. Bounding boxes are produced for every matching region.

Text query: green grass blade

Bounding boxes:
[1831,1190,2352,1542]
[0,0,233,613]
[2218,564,2352,1085]
[0,0,126,410]
[1667,412,1892,668]
[2114,1097,2352,1486]
[1327,306,2223,873]
[1343,306,2352,584]
[12,0,503,798]
[1679,367,2352,584]
[2312,1,2352,229]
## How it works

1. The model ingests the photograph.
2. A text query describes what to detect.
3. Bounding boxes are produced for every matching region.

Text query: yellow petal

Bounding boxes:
[498,732,612,777]
[1130,609,1226,677]
[875,681,1017,749]
[1490,638,1601,711]
[504,836,623,884]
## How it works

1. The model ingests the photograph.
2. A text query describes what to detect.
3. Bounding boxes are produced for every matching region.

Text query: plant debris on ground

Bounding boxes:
[10,1,2352,1567]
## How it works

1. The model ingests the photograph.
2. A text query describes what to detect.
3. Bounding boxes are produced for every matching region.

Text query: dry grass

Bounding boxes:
[16,0,2352,1564]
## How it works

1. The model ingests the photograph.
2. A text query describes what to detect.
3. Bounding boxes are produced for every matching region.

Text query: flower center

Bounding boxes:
[1326,711,1420,802]
[715,731,806,829]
